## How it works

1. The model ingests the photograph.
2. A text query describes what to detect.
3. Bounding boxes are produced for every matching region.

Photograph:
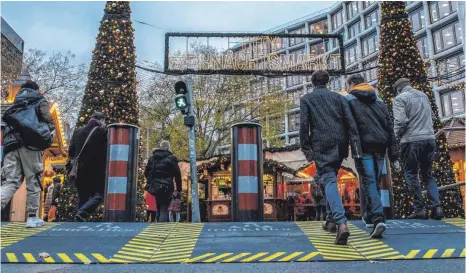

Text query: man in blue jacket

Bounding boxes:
[345,74,399,238]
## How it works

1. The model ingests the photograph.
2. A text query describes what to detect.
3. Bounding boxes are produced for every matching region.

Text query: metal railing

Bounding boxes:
[422,181,465,194]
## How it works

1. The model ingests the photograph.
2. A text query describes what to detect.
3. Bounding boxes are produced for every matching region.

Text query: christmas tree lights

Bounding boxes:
[377,1,463,218]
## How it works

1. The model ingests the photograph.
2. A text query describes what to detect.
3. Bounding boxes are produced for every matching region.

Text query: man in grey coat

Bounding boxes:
[392,78,443,220]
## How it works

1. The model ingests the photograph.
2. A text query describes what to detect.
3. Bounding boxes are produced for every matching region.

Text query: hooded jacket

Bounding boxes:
[144,149,182,191]
[3,88,55,154]
[345,83,398,161]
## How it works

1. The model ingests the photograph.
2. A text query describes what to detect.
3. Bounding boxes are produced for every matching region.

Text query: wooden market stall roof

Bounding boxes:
[439,118,465,150]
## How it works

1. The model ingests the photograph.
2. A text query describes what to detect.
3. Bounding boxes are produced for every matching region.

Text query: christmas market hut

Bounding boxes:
[182,156,295,222]
[1,67,68,222]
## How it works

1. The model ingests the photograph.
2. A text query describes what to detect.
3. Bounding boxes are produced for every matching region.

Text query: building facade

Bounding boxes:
[216,1,465,154]
[1,17,24,101]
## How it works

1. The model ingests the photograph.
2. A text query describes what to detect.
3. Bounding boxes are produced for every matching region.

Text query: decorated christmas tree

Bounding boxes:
[377,1,463,218]
[58,1,146,221]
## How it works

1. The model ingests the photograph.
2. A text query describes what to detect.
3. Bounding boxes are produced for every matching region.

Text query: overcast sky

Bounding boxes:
[1,1,335,66]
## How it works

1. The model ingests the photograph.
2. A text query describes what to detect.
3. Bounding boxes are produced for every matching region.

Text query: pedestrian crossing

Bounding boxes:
[442,218,465,228]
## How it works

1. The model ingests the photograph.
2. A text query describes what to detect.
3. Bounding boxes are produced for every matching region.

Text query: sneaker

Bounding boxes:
[370,222,386,239]
[407,209,428,220]
[335,223,350,245]
[362,217,374,228]
[26,217,45,228]
[431,206,444,220]
[322,221,337,233]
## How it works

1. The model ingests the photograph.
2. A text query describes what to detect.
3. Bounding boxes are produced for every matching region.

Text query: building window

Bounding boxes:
[310,43,326,56]
[289,136,299,145]
[347,2,359,20]
[363,59,378,82]
[430,1,457,23]
[269,116,286,134]
[330,77,344,92]
[348,21,361,39]
[345,44,358,65]
[269,78,283,90]
[289,27,305,47]
[416,36,429,59]
[309,20,328,34]
[437,54,465,84]
[365,9,379,29]
[288,112,300,132]
[362,1,375,9]
[362,34,378,57]
[288,89,303,106]
[286,75,303,88]
[332,9,344,30]
[409,8,426,32]
[433,22,462,53]
[442,90,465,117]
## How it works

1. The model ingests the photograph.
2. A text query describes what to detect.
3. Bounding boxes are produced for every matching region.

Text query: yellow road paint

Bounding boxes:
[296,252,319,262]
[460,249,465,257]
[279,252,304,262]
[44,256,55,263]
[74,253,92,263]
[23,253,37,263]
[422,249,438,259]
[260,252,286,262]
[6,253,18,262]
[405,250,420,259]
[92,253,109,263]
[241,252,269,262]
[57,253,74,263]
[186,253,216,263]
[222,253,251,263]
[441,249,455,258]
[203,253,234,263]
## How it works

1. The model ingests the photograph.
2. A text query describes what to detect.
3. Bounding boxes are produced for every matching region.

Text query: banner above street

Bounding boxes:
[164,32,345,76]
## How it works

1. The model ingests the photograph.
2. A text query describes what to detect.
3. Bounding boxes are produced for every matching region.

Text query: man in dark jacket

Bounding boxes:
[68,112,108,221]
[393,78,443,220]
[144,141,182,222]
[1,80,55,228]
[300,70,362,245]
[345,74,399,238]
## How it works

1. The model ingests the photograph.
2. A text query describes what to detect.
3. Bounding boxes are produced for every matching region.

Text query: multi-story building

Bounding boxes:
[216,1,465,154]
[1,17,24,101]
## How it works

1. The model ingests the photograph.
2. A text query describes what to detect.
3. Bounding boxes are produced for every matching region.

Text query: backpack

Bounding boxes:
[3,98,53,150]
[311,181,323,200]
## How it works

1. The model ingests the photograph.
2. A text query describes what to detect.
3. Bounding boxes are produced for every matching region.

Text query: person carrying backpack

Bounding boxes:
[312,175,326,222]
[68,112,108,221]
[1,80,55,228]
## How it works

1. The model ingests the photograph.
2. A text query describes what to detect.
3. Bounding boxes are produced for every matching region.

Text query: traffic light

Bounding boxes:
[174,81,189,115]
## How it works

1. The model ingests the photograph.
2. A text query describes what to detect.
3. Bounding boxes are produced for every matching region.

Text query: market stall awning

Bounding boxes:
[296,162,358,180]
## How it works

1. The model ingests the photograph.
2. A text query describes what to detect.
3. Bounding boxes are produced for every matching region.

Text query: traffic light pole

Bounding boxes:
[186,77,201,223]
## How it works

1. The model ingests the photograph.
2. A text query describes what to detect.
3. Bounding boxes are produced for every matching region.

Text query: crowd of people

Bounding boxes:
[0,71,445,241]
[300,70,443,245]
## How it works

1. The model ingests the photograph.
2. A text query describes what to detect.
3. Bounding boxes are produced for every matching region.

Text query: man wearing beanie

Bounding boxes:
[392,78,443,220]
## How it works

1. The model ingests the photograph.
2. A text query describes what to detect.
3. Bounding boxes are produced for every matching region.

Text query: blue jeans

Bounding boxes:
[355,153,385,223]
[321,171,346,225]
[401,139,440,211]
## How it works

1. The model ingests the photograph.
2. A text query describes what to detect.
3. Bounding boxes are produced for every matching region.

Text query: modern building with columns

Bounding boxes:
[216,1,465,154]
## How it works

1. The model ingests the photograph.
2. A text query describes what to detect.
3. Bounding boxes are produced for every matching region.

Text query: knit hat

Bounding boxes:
[393,78,410,89]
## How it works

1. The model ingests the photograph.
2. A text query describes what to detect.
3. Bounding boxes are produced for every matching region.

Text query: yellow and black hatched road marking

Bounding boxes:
[404,248,466,259]
[296,222,365,261]
[442,218,465,228]
[1,222,61,249]
[2,252,110,263]
[148,223,204,263]
[346,223,404,260]
[109,223,177,263]
[185,251,321,263]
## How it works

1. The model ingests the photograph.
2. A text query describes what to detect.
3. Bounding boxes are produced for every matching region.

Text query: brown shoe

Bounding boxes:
[322,221,337,233]
[335,223,350,245]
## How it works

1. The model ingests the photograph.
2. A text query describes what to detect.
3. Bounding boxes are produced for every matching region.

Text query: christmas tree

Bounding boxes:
[58,1,146,221]
[377,1,463,218]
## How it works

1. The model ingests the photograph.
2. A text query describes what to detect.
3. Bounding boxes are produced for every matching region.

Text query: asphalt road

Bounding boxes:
[1,259,464,273]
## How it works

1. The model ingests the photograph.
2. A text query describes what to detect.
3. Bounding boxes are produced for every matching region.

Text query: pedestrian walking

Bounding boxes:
[43,176,61,222]
[145,190,157,222]
[393,78,444,220]
[68,112,108,221]
[312,175,326,221]
[144,141,182,222]
[1,80,55,228]
[300,70,362,245]
[168,191,181,222]
[345,74,399,238]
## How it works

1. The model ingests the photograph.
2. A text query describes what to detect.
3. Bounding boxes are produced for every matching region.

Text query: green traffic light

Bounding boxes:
[175,94,188,110]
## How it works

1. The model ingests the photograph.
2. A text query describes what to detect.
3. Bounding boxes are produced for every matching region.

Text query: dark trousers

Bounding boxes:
[155,190,172,223]
[401,139,440,211]
[76,186,104,218]
[147,210,157,222]
[315,205,326,221]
